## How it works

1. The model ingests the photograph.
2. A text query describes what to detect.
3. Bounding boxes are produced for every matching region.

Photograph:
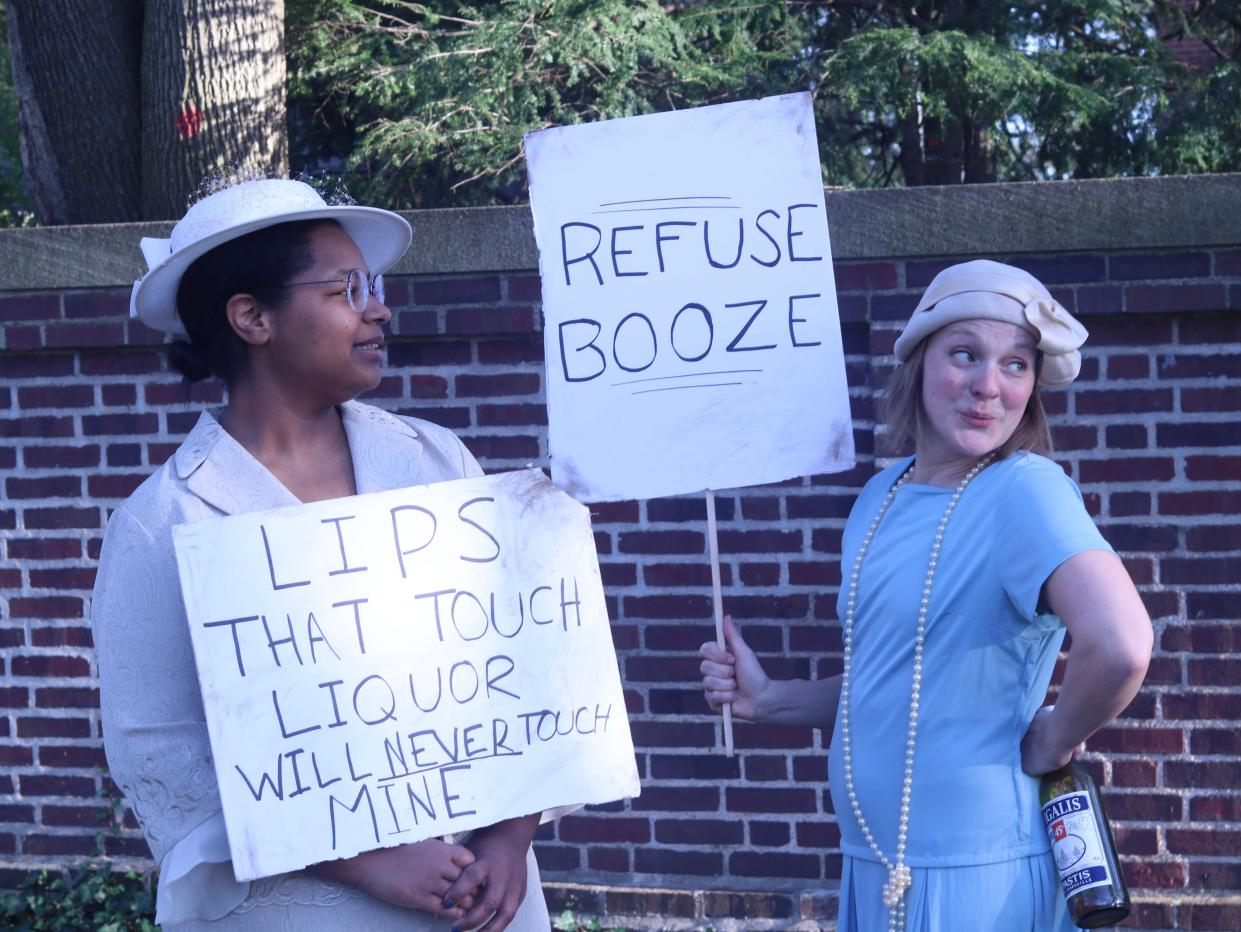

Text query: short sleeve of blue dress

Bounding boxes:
[995,455,1112,620]
[828,452,1113,869]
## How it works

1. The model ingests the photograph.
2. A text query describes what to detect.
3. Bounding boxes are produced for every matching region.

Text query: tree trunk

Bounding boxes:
[930,0,965,184]
[140,0,287,220]
[963,117,996,183]
[923,113,965,185]
[899,103,926,186]
[940,117,965,185]
[4,0,142,224]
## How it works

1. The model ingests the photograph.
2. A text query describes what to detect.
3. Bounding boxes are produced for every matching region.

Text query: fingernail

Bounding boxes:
[442,898,454,908]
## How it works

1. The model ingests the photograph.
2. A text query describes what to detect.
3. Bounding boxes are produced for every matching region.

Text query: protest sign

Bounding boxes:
[173,468,638,882]
[526,91,855,503]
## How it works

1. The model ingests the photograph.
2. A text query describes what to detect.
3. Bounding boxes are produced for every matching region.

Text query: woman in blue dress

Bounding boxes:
[700,260,1153,931]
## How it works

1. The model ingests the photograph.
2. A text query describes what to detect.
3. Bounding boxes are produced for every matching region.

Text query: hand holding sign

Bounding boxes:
[526,93,856,754]
[174,468,638,881]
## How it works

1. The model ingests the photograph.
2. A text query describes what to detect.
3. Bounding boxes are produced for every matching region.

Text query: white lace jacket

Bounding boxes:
[91,402,555,930]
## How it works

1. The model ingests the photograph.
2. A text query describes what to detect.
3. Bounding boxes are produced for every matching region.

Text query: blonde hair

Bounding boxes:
[879,338,1054,459]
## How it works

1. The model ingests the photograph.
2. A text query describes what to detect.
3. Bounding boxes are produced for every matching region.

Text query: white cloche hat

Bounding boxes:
[130,178,413,336]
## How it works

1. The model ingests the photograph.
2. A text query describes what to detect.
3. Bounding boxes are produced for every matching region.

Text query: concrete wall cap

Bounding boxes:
[1,173,1240,291]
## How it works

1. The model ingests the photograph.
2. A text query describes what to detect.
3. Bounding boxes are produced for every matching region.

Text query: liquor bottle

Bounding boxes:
[1039,760,1131,928]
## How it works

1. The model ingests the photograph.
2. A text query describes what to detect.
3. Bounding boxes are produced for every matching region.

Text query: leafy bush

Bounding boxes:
[0,4,35,227]
[0,862,158,932]
[553,907,604,930]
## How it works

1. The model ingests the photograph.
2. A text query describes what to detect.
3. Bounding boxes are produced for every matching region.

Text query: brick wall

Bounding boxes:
[2,176,1240,930]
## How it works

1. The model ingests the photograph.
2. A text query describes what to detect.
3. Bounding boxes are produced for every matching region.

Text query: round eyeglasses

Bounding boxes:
[285,268,385,314]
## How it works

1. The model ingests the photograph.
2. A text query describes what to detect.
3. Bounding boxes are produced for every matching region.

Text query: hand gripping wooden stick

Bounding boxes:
[706,489,734,756]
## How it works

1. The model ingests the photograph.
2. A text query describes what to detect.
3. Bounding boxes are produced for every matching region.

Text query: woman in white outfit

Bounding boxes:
[93,176,551,931]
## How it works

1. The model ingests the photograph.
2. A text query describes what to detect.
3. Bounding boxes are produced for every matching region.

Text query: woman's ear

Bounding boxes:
[225,294,272,347]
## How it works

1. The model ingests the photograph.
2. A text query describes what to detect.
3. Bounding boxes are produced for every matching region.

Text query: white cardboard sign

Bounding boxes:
[526,92,855,502]
[173,469,638,881]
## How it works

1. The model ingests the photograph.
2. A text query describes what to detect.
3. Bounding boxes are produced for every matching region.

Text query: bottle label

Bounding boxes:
[1042,790,1112,897]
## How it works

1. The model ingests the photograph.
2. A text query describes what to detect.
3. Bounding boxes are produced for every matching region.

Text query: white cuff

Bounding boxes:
[155,814,249,924]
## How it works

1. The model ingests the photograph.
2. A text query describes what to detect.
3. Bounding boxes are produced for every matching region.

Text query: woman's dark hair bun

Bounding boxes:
[168,339,214,383]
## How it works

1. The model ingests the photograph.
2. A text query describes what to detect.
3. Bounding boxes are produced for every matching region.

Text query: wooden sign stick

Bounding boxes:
[705,489,734,756]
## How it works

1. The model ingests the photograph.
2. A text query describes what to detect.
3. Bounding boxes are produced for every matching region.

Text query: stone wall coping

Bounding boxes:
[1,173,1239,292]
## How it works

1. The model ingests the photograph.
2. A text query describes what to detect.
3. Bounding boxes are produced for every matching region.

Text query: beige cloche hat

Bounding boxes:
[893,259,1088,387]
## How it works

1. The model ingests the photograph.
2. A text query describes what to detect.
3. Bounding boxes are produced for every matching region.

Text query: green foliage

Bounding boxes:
[287,0,801,207]
[553,907,598,931]
[0,3,36,227]
[286,0,1241,200]
[4,1,1240,218]
[802,0,1224,186]
[1147,2,1241,176]
[552,905,631,931]
[0,863,157,932]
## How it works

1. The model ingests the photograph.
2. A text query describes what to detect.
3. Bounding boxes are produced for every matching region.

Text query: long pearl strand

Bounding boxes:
[839,453,995,932]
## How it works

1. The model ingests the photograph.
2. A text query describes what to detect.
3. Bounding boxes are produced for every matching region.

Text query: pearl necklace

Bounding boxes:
[839,453,995,932]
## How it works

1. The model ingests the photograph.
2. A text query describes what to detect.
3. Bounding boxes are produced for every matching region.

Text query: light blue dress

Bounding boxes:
[827,452,1112,932]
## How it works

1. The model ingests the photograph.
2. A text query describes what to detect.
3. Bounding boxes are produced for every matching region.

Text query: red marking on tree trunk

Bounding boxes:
[177,107,205,140]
